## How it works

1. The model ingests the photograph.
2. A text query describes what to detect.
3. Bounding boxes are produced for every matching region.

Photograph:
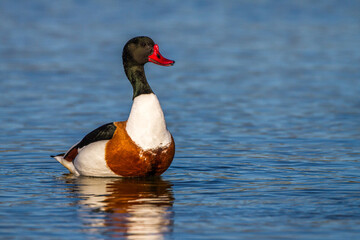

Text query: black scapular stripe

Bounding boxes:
[77,122,117,149]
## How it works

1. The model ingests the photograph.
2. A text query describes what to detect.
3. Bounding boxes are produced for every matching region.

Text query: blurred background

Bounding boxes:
[0,0,359,239]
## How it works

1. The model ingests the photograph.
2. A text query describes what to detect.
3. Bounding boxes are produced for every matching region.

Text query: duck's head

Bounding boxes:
[122,36,175,99]
[122,36,175,67]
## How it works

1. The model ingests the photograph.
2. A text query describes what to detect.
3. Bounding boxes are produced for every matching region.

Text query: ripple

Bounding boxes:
[1,0,360,239]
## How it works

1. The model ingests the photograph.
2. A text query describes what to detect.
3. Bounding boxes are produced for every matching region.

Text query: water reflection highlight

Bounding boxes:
[65,177,174,239]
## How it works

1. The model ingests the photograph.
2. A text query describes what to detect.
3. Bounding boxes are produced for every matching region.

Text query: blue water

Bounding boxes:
[1,0,360,239]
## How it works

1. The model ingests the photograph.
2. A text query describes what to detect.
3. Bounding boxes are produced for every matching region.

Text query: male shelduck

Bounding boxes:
[52,36,175,177]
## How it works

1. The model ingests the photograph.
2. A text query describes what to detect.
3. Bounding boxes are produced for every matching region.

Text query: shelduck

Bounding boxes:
[52,36,175,177]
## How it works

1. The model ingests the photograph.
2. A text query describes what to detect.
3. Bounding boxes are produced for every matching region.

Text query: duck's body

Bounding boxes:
[53,37,175,177]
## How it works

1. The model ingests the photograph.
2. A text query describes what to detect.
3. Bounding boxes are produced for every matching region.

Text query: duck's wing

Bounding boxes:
[62,122,117,162]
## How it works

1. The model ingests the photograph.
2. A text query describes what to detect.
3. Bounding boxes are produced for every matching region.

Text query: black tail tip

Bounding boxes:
[51,153,65,158]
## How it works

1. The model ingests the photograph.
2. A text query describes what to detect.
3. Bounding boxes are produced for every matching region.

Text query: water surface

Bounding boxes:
[1,0,360,239]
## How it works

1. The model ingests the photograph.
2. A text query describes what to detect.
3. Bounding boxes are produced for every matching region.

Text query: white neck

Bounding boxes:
[126,93,171,150]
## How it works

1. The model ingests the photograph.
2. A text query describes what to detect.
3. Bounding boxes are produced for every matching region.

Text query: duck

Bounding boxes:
[52,36,175,177]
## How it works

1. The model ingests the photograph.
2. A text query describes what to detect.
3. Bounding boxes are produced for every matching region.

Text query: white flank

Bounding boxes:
[126,93,172,150]
[74,140,118,177]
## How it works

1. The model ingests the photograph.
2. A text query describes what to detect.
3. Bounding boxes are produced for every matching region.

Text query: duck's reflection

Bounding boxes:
[67,176,174,239]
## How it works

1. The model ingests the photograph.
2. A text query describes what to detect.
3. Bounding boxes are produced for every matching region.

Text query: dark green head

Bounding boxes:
[122,36,175,99]
[122,36,175,67]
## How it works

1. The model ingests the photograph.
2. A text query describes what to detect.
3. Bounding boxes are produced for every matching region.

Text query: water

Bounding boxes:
[1,0,360,239]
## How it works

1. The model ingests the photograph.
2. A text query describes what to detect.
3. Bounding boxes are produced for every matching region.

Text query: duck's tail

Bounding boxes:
[51,153,80,175]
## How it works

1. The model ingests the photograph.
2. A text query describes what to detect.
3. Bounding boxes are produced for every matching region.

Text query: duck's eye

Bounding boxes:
[141,42,146,47]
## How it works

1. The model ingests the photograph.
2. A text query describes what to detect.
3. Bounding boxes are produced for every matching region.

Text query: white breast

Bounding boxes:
[126,93,171,150]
